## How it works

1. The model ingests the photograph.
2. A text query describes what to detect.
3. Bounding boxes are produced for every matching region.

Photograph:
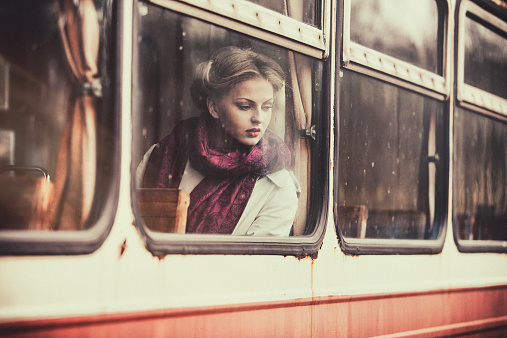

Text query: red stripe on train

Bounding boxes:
[1,285,506,337]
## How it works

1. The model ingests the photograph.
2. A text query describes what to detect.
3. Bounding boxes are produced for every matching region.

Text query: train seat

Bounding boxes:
[0,174,53,230]
[338,205,427,239]
[366,209,427,239]
[137,188,190,233]
[338,205,368,238]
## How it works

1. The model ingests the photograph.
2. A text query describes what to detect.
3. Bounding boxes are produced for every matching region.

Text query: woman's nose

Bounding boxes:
[251,107,263,123]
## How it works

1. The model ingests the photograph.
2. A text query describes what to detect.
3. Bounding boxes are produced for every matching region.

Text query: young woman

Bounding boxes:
[138,46,299,236]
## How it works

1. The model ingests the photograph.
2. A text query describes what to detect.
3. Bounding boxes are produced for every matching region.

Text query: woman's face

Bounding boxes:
[207,76,274,146]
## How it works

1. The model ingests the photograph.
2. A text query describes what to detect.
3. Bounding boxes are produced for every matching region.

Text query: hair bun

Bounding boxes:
[190,46,285,112]
[190,60,212,111]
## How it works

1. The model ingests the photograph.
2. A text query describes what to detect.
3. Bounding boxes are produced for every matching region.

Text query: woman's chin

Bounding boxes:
[239,137,262,147]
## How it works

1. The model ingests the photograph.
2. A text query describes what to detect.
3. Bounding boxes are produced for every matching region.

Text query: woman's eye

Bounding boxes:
[238,105,251,110]
[262,105,273,111]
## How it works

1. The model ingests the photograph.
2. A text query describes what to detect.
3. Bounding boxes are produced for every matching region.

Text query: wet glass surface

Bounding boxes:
[464,15,507,99]
[453,108,507,241]
[0,0,115,231]
[337,70,444,240]
[134,3,324,236]
[350,0,442,74]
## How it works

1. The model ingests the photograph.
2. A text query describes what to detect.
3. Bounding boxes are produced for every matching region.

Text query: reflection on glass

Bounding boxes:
[0,0,114,231]
[246,0,320,27]
[134,3,322,236]
[453,108,507,241]
[350,0,441,74]
[338,70,444,240]
[464,16,507,99]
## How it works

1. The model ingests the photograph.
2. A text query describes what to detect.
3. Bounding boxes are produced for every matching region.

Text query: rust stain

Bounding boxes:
[119,239,127,257]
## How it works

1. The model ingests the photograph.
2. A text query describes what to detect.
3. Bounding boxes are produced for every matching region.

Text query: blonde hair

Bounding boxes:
[191,46,285,111]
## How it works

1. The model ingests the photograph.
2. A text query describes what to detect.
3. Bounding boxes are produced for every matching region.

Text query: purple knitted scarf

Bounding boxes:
[142,114,291,234]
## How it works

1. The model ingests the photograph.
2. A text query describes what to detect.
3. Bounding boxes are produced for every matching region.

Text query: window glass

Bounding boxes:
[133,3,324,239]
[0,0,115,232]
[453,108,507,242]
[246,0,320,27]
[350,0,442,74]
[464,15,507,99]
[337,70,444,241]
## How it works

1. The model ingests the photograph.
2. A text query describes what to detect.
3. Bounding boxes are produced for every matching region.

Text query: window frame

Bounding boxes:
[131,0,331,257]
[148,0,330,59]
[335,0,451,255]
[0,0,121,256]
[453,0,507,253]
[0,56,8,111]
[341,0,451,101]
[456,0,507,119]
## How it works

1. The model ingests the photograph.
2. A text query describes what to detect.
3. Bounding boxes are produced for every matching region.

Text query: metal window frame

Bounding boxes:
[452,106,507,254]
[453,0,507,254]
[456,0,507,118]
[335,0,451,255]
[335,69,449,255]
[133,0,331,257]
[0,0,121,256]
[149,0,330,59]
[0,56,9,111]
[341,0,451,101]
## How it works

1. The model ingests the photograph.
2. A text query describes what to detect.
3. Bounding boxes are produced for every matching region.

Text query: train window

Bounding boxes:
[342,0,448,96]
[454,1,507,252]
[0,0,118,255]
[147,0,327,56]
[457,1,507,116]
[246,0,321,27]
[350,0,441,73]
[464,16,507,99]
[336,0,449,253]
[453,109,507,248]
[132,1,328,255]
[336,70,446,253]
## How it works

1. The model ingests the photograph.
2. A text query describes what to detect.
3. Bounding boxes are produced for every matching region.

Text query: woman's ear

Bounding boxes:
[207,97,220,119]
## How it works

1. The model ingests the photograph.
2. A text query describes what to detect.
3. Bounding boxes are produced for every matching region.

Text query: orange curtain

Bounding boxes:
[285,0,314,235]
[49,0,100,230]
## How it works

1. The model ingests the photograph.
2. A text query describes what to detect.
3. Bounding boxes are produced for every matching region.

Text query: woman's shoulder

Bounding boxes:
[265,169,301,196]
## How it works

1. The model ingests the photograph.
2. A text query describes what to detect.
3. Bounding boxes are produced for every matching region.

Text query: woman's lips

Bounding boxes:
[246,128,261,138]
